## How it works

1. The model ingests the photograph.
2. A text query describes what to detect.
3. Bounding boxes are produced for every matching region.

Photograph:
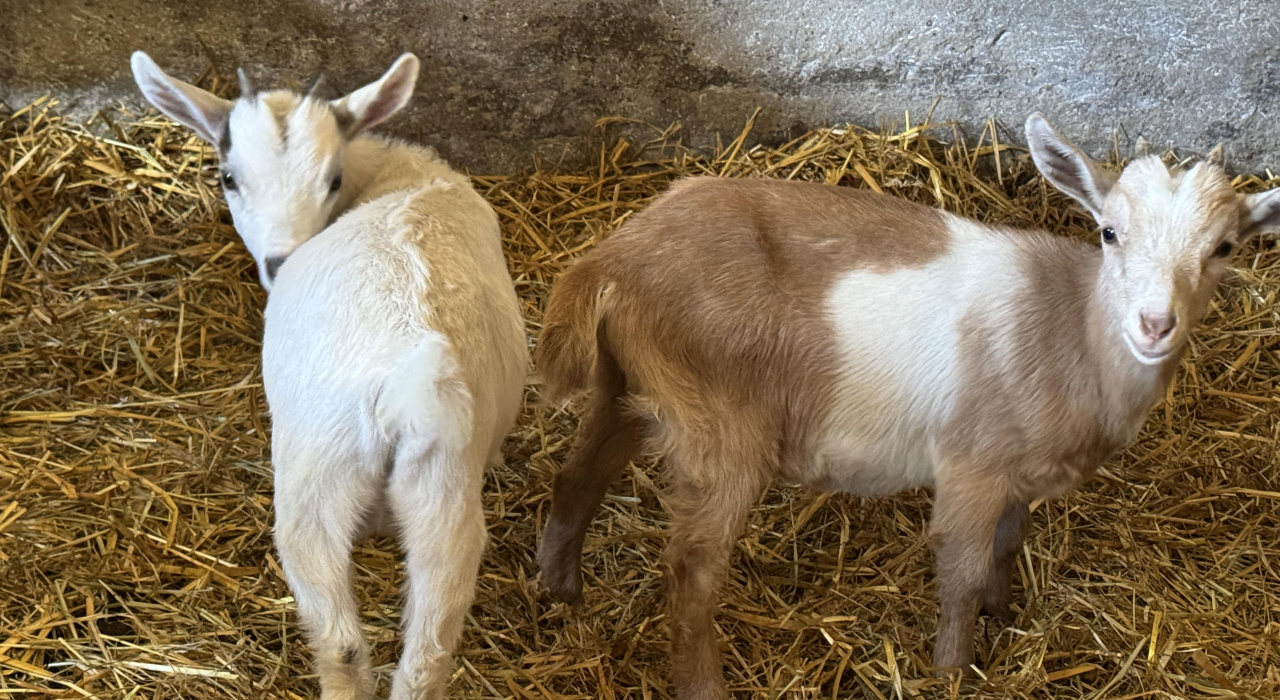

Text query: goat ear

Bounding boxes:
[1025,112,1117,222]
[131,51,233,145]
[1239,189,1280,238]
[332,53,419,136]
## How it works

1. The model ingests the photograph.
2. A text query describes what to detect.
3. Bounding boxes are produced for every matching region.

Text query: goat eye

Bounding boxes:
[329,174,343,194]
[220,171,237,191]
[1101,227,1117,244]
[1212,240,1235,258]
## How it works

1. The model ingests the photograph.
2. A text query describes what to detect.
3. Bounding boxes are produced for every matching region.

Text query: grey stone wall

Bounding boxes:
[2,0,1277,173]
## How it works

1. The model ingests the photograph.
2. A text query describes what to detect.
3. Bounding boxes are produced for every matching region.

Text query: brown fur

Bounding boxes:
[536,176,1189,698]
[536,175,947,414]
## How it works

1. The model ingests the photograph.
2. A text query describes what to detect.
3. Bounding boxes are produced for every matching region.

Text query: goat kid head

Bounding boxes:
[131,52,420,289]
[1027,113,1280,365]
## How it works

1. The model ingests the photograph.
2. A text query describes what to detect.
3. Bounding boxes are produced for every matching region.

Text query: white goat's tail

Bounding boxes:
[376,332,473,450]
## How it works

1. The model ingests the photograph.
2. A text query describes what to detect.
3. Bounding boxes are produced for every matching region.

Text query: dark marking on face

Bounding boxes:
[341,647,357,665]
[333,105,356,137]
[218,120,232,155]
[277,110,289,148]
[264,97,292,148]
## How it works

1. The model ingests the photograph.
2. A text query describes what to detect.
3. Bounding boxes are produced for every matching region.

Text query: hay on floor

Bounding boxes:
[1,97,1277,699]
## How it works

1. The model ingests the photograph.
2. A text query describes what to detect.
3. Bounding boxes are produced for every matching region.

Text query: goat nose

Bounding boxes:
[264,255,287,282]
[1139,311,1177,340]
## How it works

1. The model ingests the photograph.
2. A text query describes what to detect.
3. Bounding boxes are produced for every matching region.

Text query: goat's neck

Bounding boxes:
[331,134,466,219]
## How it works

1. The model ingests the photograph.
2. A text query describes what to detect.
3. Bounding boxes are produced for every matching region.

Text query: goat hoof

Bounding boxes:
[535,566,583,605]
[546,585,583,606]
[930,663,970,680]
[930,651,975,678]
[536,545,585,605]
[543,580,583,606]
[981,600,1015,622]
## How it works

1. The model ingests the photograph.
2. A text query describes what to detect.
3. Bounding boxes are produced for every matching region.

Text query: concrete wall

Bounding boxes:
[3,0,1278,173]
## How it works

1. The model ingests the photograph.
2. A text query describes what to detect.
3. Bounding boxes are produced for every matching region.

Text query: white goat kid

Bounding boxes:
[132,53,529,699]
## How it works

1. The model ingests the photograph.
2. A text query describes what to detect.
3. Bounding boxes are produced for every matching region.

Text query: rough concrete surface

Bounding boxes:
[2,0,1279,173]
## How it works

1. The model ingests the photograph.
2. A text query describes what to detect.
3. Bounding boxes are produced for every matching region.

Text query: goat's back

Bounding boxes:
[540,176,954,473]
[264,177,527,460]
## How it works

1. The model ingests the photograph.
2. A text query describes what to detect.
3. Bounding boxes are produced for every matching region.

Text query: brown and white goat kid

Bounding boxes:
[133,53,528,700]
[535,114,1280,698]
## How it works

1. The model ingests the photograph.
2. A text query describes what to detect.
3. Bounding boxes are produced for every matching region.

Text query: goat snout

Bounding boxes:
[264,255,288,282]
[1138,311,1177,341]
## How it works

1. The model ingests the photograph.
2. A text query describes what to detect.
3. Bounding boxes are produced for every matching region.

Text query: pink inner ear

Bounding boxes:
[1251,193,1280,233]
[356,93,398,131]
[146,81,225,143]
[352,68,415,133]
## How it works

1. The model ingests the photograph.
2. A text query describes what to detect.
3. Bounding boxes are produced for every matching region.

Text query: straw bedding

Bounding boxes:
[0,97,1277,700]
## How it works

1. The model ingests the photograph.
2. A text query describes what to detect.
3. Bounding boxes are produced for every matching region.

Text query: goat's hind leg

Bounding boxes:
[274,443,382,700]
[537,348,642,604]
[387,436,487,700]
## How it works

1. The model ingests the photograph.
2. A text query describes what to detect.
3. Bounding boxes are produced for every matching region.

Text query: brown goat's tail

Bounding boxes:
[535,259,612,404]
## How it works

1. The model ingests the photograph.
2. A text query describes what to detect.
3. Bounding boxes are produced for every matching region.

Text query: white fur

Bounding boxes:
[219,93,347,278]
[1102,158,1232,363]
[265,171,526,700]
[1026,113,1280,364]
[815,223,1014,493]
[132,51,420,289]
[811,104,1280,502]
[134,52,527,700]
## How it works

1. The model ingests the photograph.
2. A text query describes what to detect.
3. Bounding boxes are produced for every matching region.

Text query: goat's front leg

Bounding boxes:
[664,455,767,700]
[930,476,1008,673]
[388,437,487,700]
[982,502,1029,621]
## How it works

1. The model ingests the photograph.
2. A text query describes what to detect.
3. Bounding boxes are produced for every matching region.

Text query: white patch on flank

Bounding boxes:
[811,216,1022,494]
